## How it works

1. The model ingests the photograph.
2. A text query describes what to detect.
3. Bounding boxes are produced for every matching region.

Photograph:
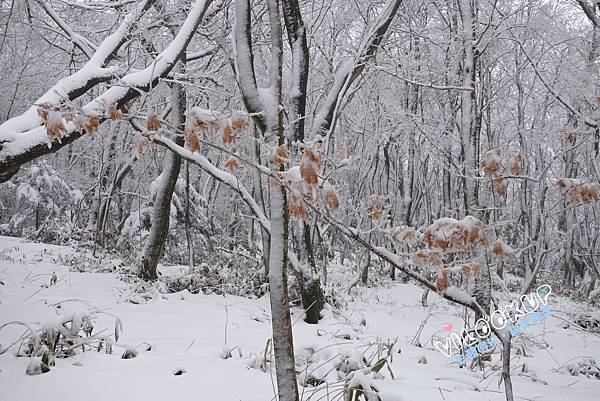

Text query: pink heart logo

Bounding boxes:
[443,323,453,333]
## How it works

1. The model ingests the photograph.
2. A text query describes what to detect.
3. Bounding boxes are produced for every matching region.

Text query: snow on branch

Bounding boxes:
[0,0,155,139]
[233,0,266,132]
[326,216,487,318]
[33,0,97,59]
[0,0,212,182]
[514,36,598,129]
[152,135,270,231]
[85,0,213,114]
[151,134,313,278]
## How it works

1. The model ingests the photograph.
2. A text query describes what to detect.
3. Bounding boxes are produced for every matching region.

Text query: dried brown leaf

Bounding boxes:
[186,130,201,153]
[106,103,122,121]
[136,136,151,154]
[146,112,161,132]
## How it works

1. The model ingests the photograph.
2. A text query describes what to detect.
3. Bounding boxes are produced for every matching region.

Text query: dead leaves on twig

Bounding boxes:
[273,146,289,168]
[184,109,251,151]
[146,112,161,132]
[369,195,387,221]
[37,103,102,145]
[555,178,600,204]
[300,147,324,186]
[480,148,526,198]
[136,135,151,155]
[105,103,122,121]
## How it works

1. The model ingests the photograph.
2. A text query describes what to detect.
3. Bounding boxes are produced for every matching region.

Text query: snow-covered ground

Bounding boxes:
[0,236,599,401]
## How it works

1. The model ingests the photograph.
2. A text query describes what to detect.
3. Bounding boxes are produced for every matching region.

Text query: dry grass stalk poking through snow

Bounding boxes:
[0,306,135,376]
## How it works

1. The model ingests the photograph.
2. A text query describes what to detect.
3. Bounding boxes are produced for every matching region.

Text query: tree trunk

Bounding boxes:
[137,62,186,281]
[268,180,299,401]
[458,0,479,215]
[185,161,194,272]
[501,335,515,401]
[296,221,323,323]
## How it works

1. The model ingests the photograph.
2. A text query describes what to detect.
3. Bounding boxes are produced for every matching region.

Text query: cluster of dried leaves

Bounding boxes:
[299,147,325,185]
[286,179,340,221]
[435,268,450,294]
[184,109,250,154]
[411,249,443,267]
[491,238,514,257]
[413,218,514,293]
[224,156,248,173]
[289,190,311,220]
[434,264,483,295]
[369,195,387,221]
[460,263,482,277]
[279,145,339,221]
[37,103,103,144]
[555,178,600,204]
[423,216,487,255]
[480,148,525,198]
[134,112,163,155]
[273,145,290,168]
[405,216,487,293]
[387,226,416,248]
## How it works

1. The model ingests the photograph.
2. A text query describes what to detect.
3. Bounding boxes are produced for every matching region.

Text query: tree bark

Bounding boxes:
[265,1,300,400]
[138,61,186,281]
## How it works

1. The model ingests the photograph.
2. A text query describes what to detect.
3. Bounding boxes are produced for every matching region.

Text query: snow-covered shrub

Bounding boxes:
[559,358,600,379]
[297,338,396,401]
[118,245,267,301]
[0,160,86,242]
[160,246,267,297]
[62,249,124,273]
[573,312,600,333]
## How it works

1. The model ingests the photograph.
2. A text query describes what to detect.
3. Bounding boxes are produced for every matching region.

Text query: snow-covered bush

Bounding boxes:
[160,246,267,297]
[559,358,600,379]
[63,249,124,273]
[0,160,86,242]
[297,338,396,401]
[573,312,600,333]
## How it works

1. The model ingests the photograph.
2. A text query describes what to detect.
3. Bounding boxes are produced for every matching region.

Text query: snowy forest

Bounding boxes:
[1,0,600,400]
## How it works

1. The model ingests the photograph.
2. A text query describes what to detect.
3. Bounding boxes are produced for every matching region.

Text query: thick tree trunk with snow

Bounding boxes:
[266,0,300,399]
[267,1,300,399]
[138,70,186,281]
[268,182,299,401]
[228,0,303,399]
[501,335,515,401]
[458,0,491,318]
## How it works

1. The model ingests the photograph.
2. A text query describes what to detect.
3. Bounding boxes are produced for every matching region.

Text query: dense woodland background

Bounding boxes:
[1,1,600,400]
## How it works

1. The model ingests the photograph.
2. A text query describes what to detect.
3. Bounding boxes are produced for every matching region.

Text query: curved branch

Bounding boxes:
[282,0,309,142]
[33,0,97,59]
[0,0,212,182]
[0,0,156,138]
[233,0,266,132]
[311,0,404,138]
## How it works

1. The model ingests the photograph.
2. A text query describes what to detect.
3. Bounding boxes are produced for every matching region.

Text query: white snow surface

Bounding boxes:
[0,236,599,400]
